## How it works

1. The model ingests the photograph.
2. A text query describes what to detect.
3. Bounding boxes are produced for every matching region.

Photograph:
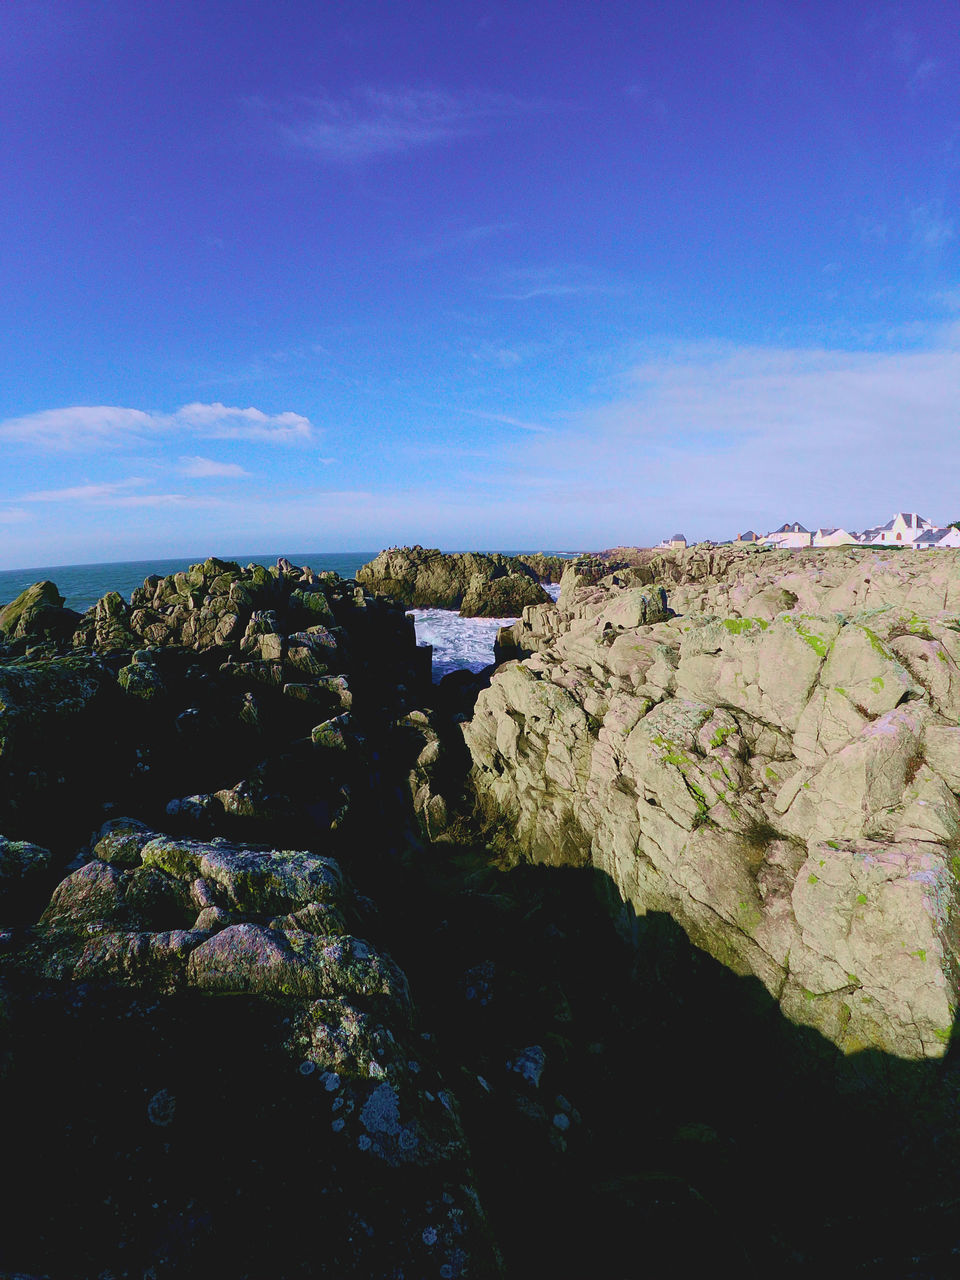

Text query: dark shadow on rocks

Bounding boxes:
[357,841,960,1279]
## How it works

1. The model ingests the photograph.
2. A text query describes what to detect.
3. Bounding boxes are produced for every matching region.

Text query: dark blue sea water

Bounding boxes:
[0,550,571,680]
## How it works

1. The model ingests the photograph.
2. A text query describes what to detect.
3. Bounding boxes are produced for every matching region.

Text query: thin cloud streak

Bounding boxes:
[489,265,624,302]
[267,87,530,162]
[410,222,514,260]
[20,480,147,502]
[179,455,252,478]
[0,402,314,450]
[911,203,955,251]
[454,406,551,434]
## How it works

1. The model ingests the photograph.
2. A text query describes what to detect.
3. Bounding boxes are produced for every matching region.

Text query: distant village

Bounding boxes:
[659,512,960,553]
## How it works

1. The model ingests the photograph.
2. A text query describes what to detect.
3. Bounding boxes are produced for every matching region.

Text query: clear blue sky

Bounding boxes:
[1,0,958,567]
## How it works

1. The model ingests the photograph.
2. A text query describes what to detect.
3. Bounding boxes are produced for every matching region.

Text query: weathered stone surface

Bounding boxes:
[357,545,550,614]
[461,570,550,617]
[464,547,960,1059]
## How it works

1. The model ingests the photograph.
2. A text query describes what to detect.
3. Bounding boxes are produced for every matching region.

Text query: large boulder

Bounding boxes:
[0,580,80,644]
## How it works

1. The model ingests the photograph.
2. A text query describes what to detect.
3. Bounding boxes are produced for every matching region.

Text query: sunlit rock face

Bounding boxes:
[356,545,553,616]
[464,548,960,1060]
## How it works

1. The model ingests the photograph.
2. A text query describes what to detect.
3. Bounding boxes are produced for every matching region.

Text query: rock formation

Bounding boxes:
[0,579,81,644]
[465,547,960,1060]
[0,558,429,844]
[357,546,552,616]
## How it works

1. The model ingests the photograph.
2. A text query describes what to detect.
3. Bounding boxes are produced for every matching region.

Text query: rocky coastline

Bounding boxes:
[3,546,960,1276]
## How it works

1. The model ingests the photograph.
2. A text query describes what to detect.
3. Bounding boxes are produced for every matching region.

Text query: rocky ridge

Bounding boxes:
[0,556,429,846]
[467,546,960,1060]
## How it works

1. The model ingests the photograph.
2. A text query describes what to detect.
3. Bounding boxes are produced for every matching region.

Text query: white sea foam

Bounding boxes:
[411,581,561,681]
[411,609,517,680]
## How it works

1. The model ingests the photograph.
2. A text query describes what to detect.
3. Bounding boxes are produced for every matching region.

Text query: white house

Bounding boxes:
[813,527,858,547]
[936,526,960,548]
[761,521,812,548]
[873,512,938,546]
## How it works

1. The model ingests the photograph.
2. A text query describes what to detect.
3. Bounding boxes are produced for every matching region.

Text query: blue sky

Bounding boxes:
[1,0,958,568]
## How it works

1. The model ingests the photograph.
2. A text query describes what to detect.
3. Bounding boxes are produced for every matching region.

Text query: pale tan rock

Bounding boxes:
[924,722,960,793]
[792,687,870,767]
[889,633,960,722]
[819,625,921,717]
[462,546,960,1059]
[788,839,960,1057]
[779,703,931,843]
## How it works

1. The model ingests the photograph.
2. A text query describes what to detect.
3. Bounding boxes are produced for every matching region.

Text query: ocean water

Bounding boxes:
[414,581,562,680]
[0,552,568,681]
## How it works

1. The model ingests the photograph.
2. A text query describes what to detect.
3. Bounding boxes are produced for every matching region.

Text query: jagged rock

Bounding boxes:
[513,553,568,584]
[0,655,119,832]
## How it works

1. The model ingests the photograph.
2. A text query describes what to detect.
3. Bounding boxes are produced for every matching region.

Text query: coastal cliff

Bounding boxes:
[467,546,960,1060]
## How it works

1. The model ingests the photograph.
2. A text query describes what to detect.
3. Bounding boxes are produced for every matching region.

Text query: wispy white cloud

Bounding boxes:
[623,81,668,118]
[171,403,313,443]
[265,87,528,162]
[891,28,943,93]
[454,406,551,434]
[0,402,314,450]
[490,265,622,302]
[934,286,960,311]
[503,332,960,541]
[21,479,147,502]
[178,455,252,479]
[111,493,219,508]
[858,217,888,245]
[470,344,524,368]
[14,476,220,510]
[0,507,29,524]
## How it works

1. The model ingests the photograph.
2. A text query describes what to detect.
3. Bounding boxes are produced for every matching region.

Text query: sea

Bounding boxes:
[0,551,568,681]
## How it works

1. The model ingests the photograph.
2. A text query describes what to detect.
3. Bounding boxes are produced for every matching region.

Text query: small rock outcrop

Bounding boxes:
[357,546,551,616]
[464,548,960,1060]
[0,579,80,645]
